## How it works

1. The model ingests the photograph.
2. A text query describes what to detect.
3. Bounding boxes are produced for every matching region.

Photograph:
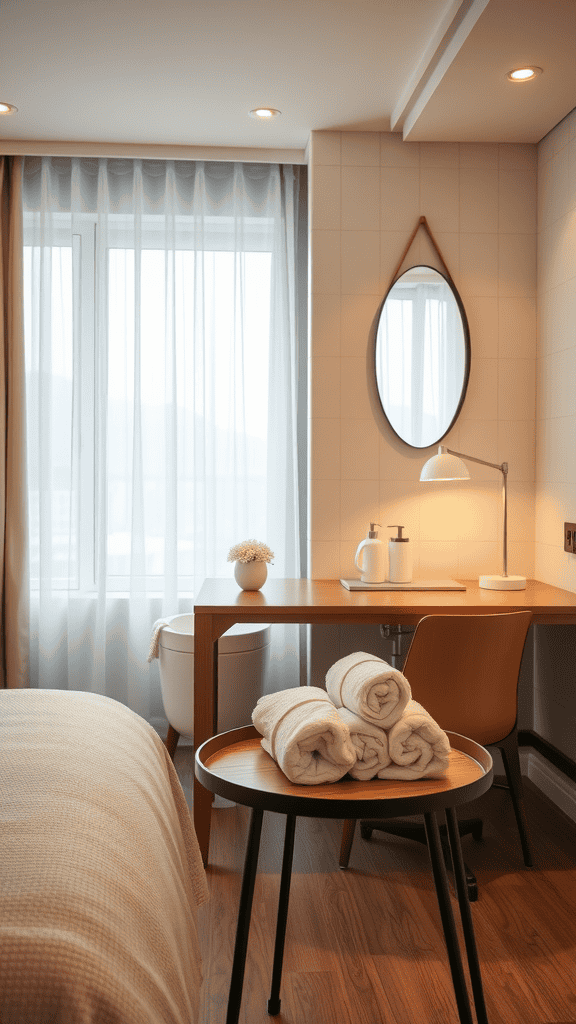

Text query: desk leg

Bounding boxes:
[193,778,213,868]
[227,808,264,1024]
[424,811,475,1024]
[194,615,219,866]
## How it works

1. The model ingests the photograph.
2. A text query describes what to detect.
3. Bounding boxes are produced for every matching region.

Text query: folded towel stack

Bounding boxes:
[252,687,357,785]
[335,707,392,781]
[251,652,450,785]
[326,651,411,728]
[327,652,450,780]
[375,699,451,779]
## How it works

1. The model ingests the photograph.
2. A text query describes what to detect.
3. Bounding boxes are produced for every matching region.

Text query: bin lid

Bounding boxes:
[158,613,271,654]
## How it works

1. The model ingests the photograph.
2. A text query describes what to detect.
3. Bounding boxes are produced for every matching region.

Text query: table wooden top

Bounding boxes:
[195,726,492,818]
[194,577,576,624]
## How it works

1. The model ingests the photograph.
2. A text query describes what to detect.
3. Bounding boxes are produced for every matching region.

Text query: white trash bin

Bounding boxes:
[158,613,271,739]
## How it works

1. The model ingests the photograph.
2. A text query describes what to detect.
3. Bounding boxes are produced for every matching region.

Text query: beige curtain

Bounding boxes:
[0,156,28,688]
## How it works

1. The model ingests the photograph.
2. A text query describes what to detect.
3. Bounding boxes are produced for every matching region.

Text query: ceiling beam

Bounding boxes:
[391,0,491,138]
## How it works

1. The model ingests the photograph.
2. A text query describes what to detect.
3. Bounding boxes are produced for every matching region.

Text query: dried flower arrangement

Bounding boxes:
[227,540,275,564]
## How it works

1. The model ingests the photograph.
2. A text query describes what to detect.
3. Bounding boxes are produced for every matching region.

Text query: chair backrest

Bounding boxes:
[401,612,532,746]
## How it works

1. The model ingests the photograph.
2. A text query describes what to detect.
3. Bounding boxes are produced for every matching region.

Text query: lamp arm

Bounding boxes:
[438,445,507,476]
[438,445,508,577]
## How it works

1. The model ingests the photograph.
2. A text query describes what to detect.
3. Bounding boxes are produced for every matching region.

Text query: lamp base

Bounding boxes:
[479,574,526,591]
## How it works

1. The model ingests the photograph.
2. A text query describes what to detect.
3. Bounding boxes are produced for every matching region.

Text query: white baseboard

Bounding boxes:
[430,742,576,830]
[488,745,576,826]
[526,748,576,825]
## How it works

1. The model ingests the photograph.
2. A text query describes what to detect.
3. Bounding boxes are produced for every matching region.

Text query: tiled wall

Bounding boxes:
[308,130,537,586]
[534,109,576,765]
[306,130,538,697]
[536,110,576,592]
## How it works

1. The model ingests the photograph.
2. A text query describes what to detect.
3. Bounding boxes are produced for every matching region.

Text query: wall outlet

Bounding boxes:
[564,523,576,553]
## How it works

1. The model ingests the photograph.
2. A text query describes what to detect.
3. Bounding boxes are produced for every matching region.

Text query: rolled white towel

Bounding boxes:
[326,652,411,728]
[376,700,451,780]
[335,707,391,781]
[252,687,357,785]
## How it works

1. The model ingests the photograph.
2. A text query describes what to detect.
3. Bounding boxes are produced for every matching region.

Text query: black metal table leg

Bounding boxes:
[226,807,264,1024]
[439,832,479,903]
[445,806,490,1024]
[268,814,297,1015]
[424,811,475,1024]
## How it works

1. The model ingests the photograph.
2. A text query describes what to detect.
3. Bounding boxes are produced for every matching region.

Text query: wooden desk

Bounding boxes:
[193,577,576,864]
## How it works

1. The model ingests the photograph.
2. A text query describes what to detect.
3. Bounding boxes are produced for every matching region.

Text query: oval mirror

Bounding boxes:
[374,265,470,449]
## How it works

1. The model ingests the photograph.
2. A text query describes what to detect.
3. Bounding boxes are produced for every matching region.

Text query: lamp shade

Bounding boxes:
[420,452,470,481]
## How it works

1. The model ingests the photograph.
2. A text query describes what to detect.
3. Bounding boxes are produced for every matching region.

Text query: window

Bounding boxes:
[22,157,305,710]
[24,216,277,592]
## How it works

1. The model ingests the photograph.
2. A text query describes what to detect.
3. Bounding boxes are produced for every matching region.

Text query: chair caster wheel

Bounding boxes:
[472,823,483,841]
[360,825,373,841]
[468,881,478,902]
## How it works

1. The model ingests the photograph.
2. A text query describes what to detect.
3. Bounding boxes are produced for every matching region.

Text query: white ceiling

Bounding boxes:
[1,0,575,156]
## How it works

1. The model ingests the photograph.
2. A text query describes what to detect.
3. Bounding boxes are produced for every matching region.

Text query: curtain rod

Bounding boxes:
[1,139,308,165]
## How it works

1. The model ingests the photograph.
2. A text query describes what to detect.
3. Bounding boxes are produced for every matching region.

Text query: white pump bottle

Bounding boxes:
[354,523,387,584]
[387,524,412,583]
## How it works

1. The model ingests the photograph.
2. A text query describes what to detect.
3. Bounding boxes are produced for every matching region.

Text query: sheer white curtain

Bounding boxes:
[378,281,461,447]
[410,283,460,442]
[22,157,304,728]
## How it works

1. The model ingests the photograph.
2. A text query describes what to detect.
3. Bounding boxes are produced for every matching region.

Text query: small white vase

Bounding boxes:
[234,560,268,591]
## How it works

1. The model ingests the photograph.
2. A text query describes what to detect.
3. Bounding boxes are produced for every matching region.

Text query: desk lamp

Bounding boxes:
[420,445,526,590]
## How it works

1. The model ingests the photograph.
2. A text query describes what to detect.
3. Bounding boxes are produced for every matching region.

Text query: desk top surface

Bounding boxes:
[194,577,576,623]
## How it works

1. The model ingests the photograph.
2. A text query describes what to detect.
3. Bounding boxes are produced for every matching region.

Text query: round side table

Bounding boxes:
[196,725,493,1024]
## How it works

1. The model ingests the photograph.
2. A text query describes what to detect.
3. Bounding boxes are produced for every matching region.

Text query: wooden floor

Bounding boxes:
[175,754,576,1024]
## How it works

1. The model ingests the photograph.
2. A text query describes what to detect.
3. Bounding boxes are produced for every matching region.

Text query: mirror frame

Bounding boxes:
[373,264,471,449]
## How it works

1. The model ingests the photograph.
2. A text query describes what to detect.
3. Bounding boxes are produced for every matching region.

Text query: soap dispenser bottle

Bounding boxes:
[355,523,387,584]
[387,525,412,583]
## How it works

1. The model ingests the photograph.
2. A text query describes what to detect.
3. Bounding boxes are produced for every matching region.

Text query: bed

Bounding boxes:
[0,688,209,1024]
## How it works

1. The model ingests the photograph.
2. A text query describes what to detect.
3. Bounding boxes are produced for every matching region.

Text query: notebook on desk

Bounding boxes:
[340,579,467,591]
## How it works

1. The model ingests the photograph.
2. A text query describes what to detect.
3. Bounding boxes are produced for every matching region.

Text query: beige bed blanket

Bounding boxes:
[0,689,209,1024]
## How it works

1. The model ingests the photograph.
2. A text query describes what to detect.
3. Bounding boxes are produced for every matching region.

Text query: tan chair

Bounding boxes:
[339,611,534,894]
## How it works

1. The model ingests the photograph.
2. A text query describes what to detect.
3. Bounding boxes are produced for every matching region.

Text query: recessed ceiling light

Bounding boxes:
[0,102,18,114]
[249,108,281,120]
[507,67,542,82]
